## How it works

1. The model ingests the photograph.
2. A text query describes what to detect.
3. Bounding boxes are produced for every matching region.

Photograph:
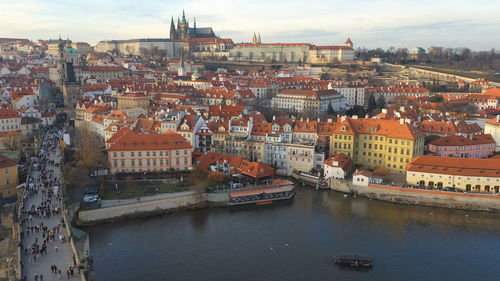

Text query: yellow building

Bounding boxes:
[0,155,18,200]
[330,116,425,174]
[406,155,500,193]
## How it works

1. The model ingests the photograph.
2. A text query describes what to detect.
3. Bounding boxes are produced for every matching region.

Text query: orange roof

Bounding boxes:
[429,134,495,146]
[334,117,423,140]
[0,109,20,119]
[324,153,352,171]
[408,155,500,177]
[107,128,192,151]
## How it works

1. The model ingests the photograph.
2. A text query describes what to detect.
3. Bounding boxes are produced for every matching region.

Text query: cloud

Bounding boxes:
[370,20,493,34]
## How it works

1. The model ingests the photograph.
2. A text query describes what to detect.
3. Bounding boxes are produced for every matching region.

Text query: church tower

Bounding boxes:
[170,17,177,40]
[252,33,257,44]
[179,10,189,40]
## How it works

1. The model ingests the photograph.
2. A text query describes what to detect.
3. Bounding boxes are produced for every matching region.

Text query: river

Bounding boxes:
[87,187,500,281]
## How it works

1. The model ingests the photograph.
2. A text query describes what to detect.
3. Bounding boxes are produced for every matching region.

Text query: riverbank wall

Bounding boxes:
[330,181,500,211]
[77,191,225,226]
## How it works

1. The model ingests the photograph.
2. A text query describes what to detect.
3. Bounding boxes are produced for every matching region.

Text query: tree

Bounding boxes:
[2,132,20,151]
[320,72,331,80]
[73,126,107,172]
[367,94,377,113]
[376,95,386,109]
[327,102,336,115]
[430,95,444,103]
[346,105,366,117]
[374,166,391,178]
[207,171,225,182]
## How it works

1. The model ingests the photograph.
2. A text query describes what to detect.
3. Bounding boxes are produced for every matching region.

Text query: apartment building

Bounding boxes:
[330,116,425,174]
[107,128,192,174]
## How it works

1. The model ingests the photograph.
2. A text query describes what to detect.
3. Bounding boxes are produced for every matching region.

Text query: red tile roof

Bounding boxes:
[107,128,191,151]
[407,155,500,177]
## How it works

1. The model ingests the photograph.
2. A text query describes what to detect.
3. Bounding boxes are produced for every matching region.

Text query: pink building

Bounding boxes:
[427,134,495,158]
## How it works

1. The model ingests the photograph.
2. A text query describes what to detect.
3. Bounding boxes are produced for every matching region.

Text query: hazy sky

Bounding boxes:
[2,0,499,50]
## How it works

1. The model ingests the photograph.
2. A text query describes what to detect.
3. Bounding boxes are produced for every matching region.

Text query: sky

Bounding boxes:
[1,0,499,50]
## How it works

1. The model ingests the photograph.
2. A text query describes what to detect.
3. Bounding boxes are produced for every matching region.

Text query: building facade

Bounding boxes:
[107,128,192,174]
[407,155,500,193]
[330,117,425,174]
[484,115,500,152]
[427,134,495,158]
[0,155,18,201]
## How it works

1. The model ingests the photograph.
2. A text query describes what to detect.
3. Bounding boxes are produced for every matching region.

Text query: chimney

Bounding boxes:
[273,115,276,121]
[341,116,346,122]
[352,115,358,120]
[301,117,303,122]
[399,118,404,125]
[306,117,309,122]
[317,118,320,123]
[365,114,369,119]
[382,108,388,114]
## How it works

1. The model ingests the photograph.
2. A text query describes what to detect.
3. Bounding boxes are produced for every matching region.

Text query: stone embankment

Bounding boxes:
[329,180,500,212]
[77,191,228,226]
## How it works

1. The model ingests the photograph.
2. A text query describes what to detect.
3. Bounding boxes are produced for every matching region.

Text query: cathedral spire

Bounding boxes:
[193,17,197,29]
[182,10,186,24]
[257,33,261,44]
[252,32,257,44]
[170,16,176,40]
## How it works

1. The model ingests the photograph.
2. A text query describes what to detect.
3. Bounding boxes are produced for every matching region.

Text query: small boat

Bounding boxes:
[334,254,374,268]
[256,200,272,205]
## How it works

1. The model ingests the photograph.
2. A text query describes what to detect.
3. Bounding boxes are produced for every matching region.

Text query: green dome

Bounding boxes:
[64,47,78,54]
[191,69,201,80]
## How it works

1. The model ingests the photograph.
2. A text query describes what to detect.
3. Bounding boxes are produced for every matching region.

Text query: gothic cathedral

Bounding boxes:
[170,11,216,40]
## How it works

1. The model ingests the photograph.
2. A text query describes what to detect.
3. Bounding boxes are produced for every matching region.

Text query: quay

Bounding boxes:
[76,179,296,226]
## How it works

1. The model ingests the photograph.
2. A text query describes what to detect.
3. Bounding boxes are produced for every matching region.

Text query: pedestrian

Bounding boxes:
[40,274,43,281]
[34,273,38,281]
[66,269,70,279]
[58,269,62,279]
[55,245,58,252]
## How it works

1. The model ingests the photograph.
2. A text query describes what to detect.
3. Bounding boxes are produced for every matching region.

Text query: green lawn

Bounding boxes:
[102,180,188,200]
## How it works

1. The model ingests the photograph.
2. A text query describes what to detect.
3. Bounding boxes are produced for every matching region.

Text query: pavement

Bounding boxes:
[20,132,81,281]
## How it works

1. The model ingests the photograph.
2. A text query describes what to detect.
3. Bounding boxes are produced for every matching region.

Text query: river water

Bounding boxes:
[88,187,500,281]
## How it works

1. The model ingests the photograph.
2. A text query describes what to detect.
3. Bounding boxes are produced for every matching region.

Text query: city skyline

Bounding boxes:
[2,0,500,50]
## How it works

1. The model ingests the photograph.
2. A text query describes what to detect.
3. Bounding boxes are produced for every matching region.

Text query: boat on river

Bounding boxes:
[333,254,374,268]
[229,179,295,206]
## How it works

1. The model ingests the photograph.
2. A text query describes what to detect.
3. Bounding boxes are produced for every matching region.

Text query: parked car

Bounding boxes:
[83,188,100,203]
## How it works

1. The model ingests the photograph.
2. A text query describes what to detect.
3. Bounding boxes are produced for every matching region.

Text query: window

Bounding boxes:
[146,151,150,157]
[113,152,117,157]
[4,168,9,174]
[160,151,163,156]
[120,152,125,157]
[184,150,188,155]
[138,152,142,157]
[131,160,135,166]
[176,151,180,156]
[6,178,11,185]
[153,151,156,156]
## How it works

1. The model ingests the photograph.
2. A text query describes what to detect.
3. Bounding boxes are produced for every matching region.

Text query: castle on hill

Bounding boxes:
[170,10,216,41]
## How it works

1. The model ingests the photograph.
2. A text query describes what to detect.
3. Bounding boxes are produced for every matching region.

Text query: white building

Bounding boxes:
[272,89,346,114]
[485,115,500,152]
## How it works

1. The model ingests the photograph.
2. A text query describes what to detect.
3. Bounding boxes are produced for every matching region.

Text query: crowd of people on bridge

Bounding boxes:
[18,126,80,281]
